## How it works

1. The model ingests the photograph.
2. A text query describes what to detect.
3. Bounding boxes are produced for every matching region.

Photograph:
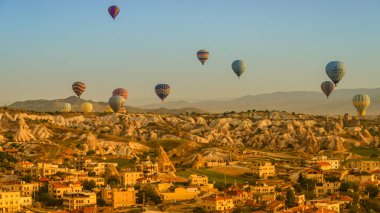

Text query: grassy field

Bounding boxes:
[106,158,136,168]
[176,167,249,184]
[139,140,184,151]
[350,147,380,158]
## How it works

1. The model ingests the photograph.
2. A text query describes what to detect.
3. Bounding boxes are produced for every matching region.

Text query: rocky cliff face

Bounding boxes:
[0,109,378,155]
[157,146,176,173]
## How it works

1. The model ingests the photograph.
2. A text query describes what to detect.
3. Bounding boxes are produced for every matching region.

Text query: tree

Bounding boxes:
[137,184,161,205]
[87,150,96,156]
[285,188,297,208]
[107,175,120,188]
[83,180,96,191]
[21,175,32,183]
[365,184,380,199]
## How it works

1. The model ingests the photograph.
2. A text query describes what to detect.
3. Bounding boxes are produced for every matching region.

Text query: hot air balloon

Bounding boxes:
[108,96,126,113]
[197,50,209,65]
[81,102,93,113]
[108,5,120,20]
[104,105,114,113]
[112,88,128,100]
[232,60,246,78]
[320,81,335,98]
[72,82,86,98]
[352,94,370,116]
[326,61,346,86]
[155,84,171,102]
[60,103,72,113]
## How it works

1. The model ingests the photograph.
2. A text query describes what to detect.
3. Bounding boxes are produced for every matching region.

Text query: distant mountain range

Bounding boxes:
[9,87,380,115]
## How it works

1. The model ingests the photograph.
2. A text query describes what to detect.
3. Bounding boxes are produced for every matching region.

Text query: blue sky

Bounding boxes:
[0,0,380,105]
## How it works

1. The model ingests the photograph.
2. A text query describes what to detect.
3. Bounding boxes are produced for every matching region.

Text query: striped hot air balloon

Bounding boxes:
[155,84,171,102]
[232,60,246,78]
[81,102,93,113]
[108,5,120,20]
[112,88,128,100]
[197,50,209,65]
[60,103,72,113]
[108,96,126,113]
[320,81,335,98]
[326,61,346,86]
[352,94,370,116]
[72,82,86,98]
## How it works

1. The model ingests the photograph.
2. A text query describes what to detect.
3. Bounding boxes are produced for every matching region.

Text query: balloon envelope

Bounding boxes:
[81,102,93,113]
[320,81,335,98]
[108,96,126,113]
[155,84,171,101]
[197,50,209,65]
[112,88,128,100]
[72,82,86,98]
[326,61,346,86]
[232,60,246,78]
[104,106,114,113]
[108,5,120,20]
[60,103,72,113]
[352,94,370,116]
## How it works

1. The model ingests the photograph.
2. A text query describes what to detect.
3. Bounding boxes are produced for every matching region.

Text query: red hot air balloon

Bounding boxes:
[112,88,128,100]
[108,5,120,20]
[72,82,86,98]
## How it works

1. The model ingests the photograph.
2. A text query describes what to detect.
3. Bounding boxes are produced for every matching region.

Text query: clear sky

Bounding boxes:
[0,0,379,105]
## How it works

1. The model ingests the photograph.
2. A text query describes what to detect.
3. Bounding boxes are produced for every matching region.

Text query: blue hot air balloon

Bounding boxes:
[325,61,346,86]
[231,60,246,78]
[155,84,171,102]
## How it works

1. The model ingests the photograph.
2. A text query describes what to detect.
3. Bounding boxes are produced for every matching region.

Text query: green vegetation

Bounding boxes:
[140,140,184,152]
[176,168,248,185]
[349,147,380,158]
[105,158,135,168]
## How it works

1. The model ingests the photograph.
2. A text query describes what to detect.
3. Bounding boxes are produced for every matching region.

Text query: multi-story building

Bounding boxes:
[344,173,375,183]
[303,169,324,182]
[350,160,380,172]
[120,172,144,186]
[188,174,208,186]
[161,187,200,203]
[200,195,234,212]
[0,191,21,212]
[252,162,275,179]
[313,156,340,170]
[315,182,340,197]
[136,159,159,177]
[48,182,83,199]
[31,163,59,177]
[84,162,118,176]
[251,184,275,194]
[101,187,137,208]
[63,192,96,211]
[78,176,105,187]
[0,181,39,197]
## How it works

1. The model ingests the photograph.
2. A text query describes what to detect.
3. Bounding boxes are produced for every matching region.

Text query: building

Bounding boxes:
[31,163,59,177]
[252,162,275,179]
[0,181,40,197]
[303,169,324,182]
[314,162,332,171]
[84,162,118,176]
[313,156,340,170]
[295,194,306,206]
[251,184,275,194]
[101,187,137,208]
[120,172,144,186]
[189,174,208,185]
[315,182,340,197]
[19,196,32,207]
[63,192,96,211]
[136,159,159,177]
[344,173,375,183]
[200,195,234,213]
[0,191,21,212]
[161,187,200,203]
[78,176,105,187]
[350,160,380,172]
[48,182,83,199]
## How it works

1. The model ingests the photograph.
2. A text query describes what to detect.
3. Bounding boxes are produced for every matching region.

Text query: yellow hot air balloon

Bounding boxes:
[104,105,114,113]
[60,103,72,112]
[352,94,370,116]
[81,102,93,113]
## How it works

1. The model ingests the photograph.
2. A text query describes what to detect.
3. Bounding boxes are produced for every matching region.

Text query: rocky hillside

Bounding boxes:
[0,109,379,164]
